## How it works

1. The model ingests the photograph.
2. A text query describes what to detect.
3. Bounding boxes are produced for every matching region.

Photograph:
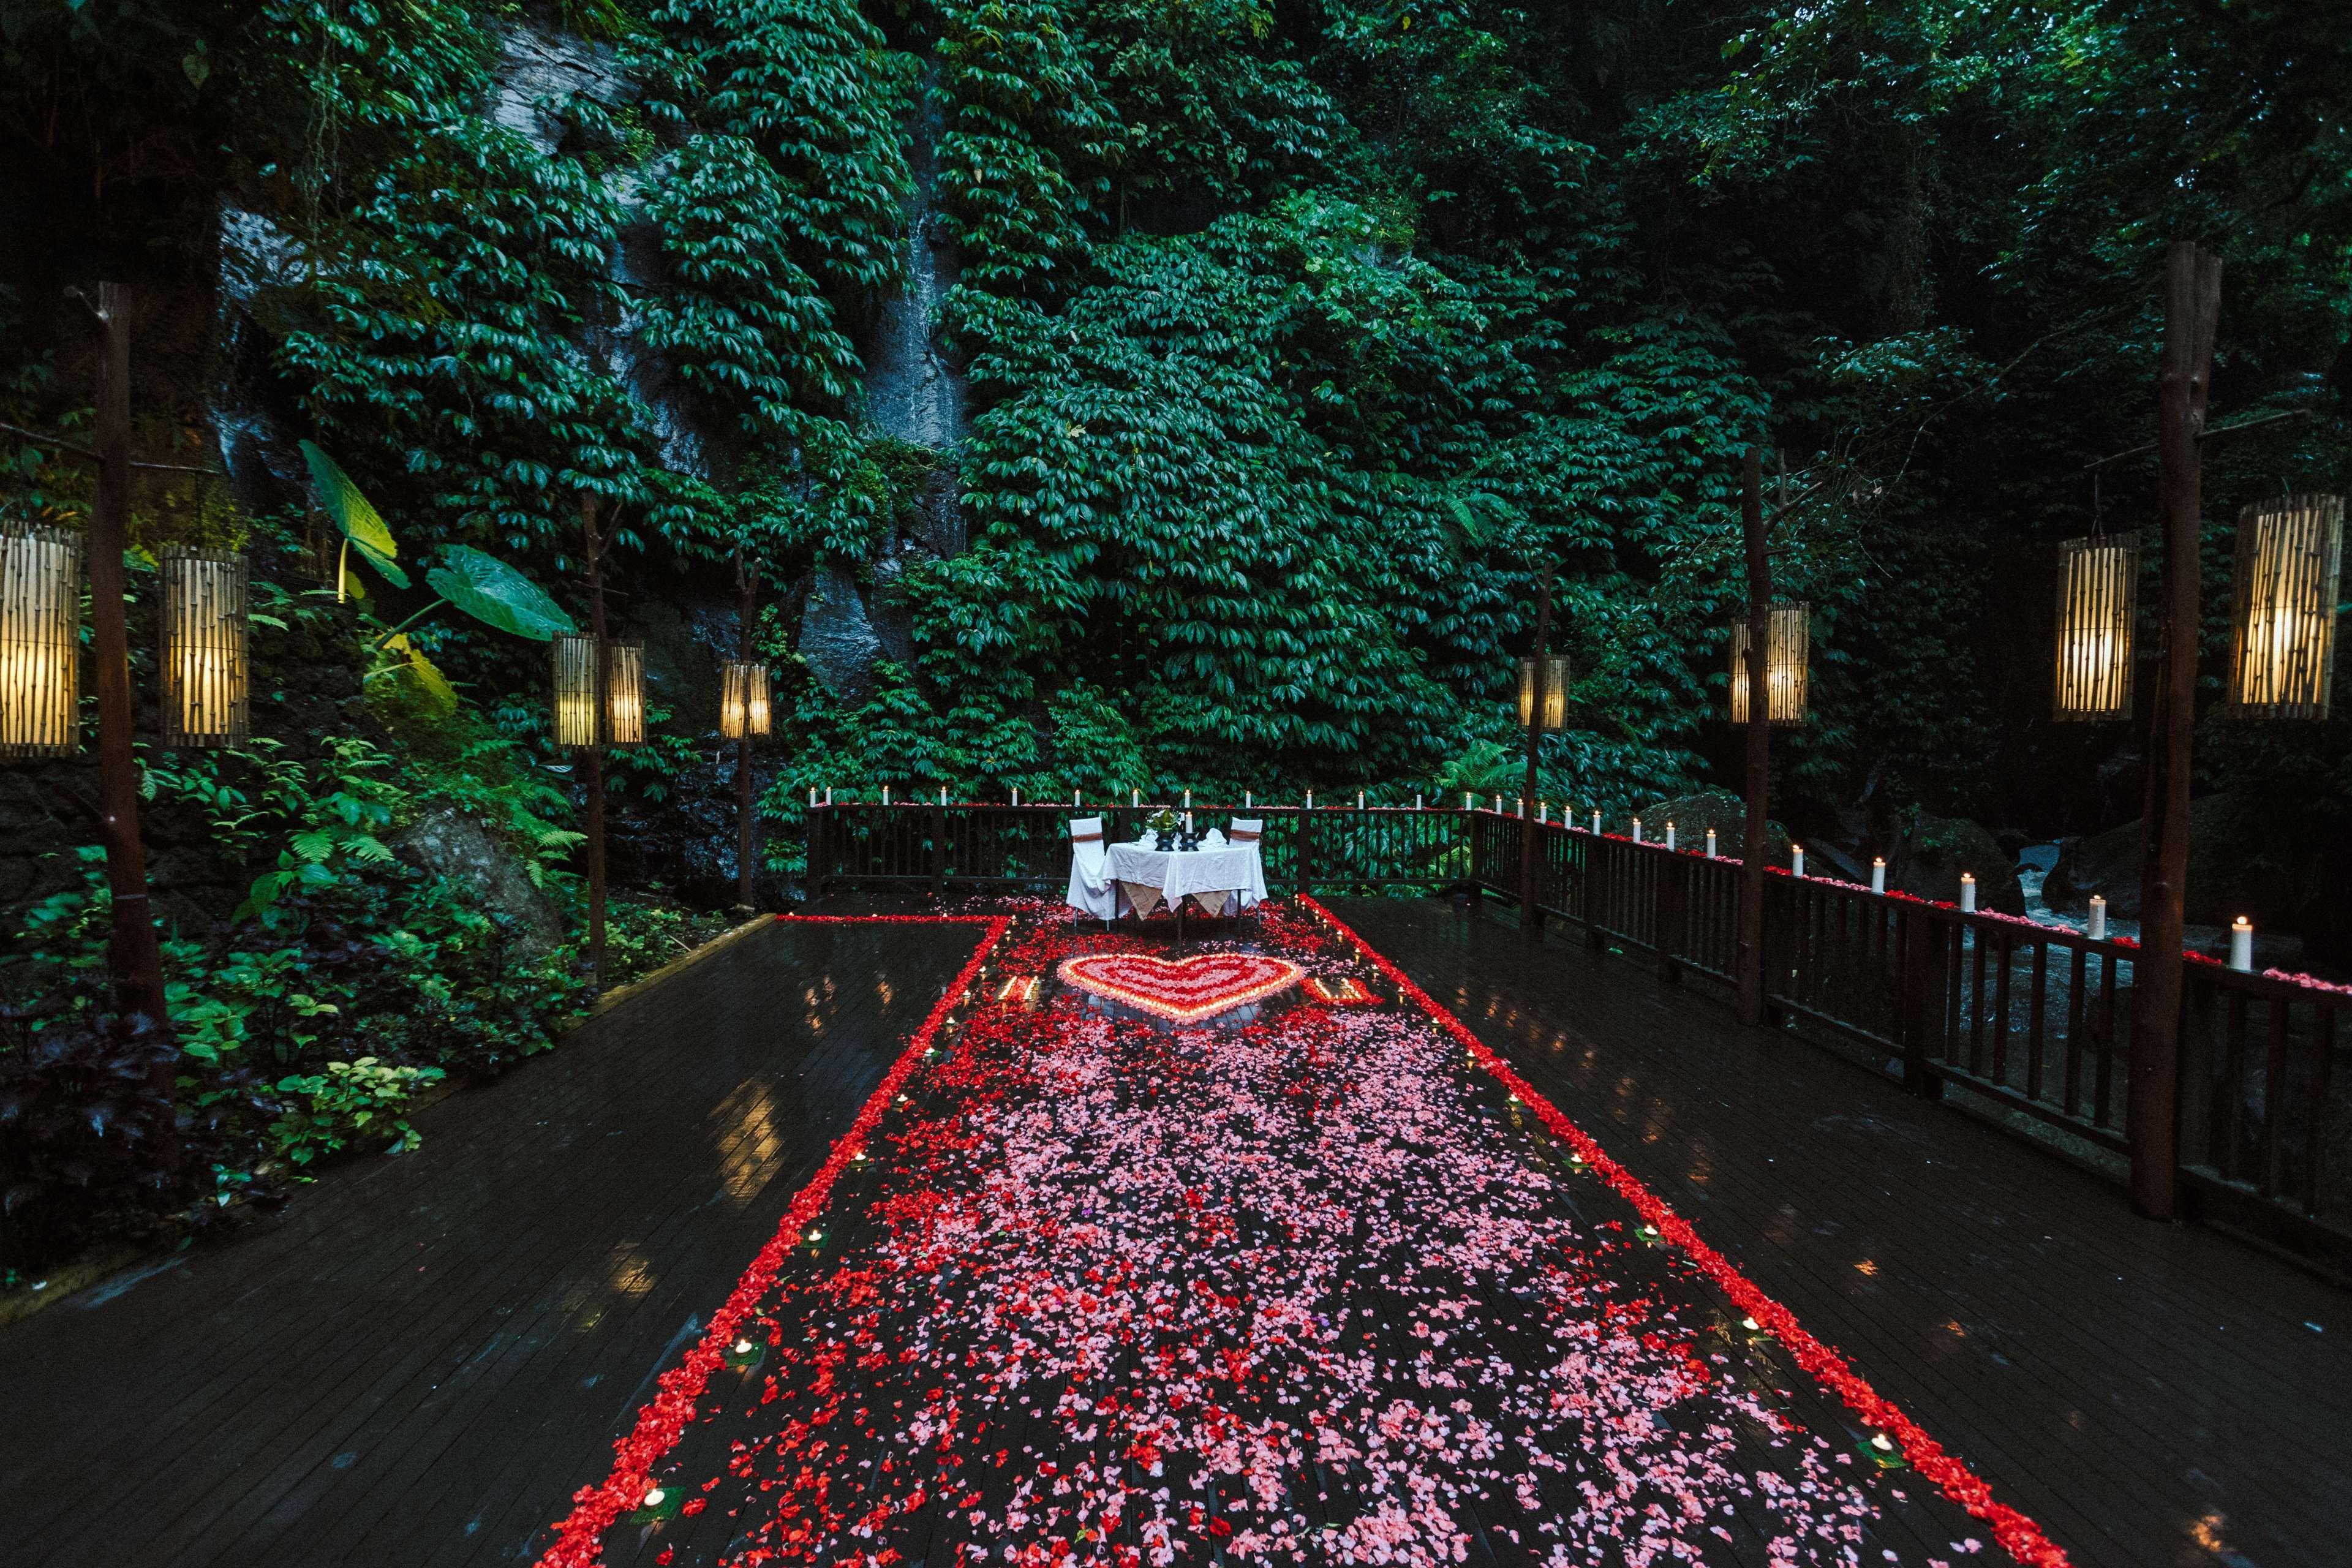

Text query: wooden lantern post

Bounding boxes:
[2128,242,2222,1221]
[734,546,760,915]
[1518,560,1555,933]
[74,284,176,1071]
[582,496,613,991]
[1736,446,1771,1028]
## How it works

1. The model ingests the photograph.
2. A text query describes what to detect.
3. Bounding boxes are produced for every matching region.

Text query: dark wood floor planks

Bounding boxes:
[4,896,2345,1568]
[1326,894,2351,1568]
[0,919,978,1568]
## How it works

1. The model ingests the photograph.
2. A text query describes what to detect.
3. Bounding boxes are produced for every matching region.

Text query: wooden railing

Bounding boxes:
[808,802,1473,898]
[804,802,2350,1268]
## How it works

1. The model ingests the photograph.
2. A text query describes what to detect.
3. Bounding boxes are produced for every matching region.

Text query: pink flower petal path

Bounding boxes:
[533,902,2066,1568]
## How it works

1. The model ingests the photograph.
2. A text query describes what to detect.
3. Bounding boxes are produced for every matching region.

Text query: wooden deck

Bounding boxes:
[0,898,2343,1566]
[1330,895,2351,1568]
[0,918,980,1567]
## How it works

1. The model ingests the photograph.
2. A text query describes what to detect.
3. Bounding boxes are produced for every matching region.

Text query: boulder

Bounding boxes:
[1637,790,1792,866]
[2043,791,2323,929]
[393,809,566,960]
[1889,812,2026,914]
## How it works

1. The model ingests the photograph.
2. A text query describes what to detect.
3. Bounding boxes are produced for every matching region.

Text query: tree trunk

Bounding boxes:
[2129,241,2222,1221]
[85,282,178,1156]
[1737,447,1771,1028]
[1518,561,1553,934]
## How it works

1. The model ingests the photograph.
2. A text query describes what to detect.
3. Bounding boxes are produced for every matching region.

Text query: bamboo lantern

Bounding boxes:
[1516,654,1569,730]
[718,659,771,740]
[0,522,83,759]
[1727,603,1809,725]
[2051,536,2138,722]
[552,635,599,748]
[2226,494,2342,720]
[604,638,646,745]
[158,546,251,748]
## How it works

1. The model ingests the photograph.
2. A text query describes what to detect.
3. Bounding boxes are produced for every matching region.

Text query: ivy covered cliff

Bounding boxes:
[4,0,2350,923]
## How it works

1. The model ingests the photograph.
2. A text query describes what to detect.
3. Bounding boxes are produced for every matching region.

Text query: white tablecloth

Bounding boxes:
[1104,838,1267,917]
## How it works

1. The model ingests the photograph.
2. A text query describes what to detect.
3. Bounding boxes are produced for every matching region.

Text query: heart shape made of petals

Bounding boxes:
[1057,952,1304,1023]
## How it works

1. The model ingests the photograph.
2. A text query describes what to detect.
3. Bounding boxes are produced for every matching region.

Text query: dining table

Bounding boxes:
[1100,830,1267,941]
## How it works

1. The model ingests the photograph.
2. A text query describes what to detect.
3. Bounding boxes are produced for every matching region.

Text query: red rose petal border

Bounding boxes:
[531,913,1009,1568]
[1297,894,2071,1568]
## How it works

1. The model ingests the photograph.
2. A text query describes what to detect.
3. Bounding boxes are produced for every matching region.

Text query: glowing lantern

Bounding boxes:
[1516,654,1568,730]
[2051,535,2138,722]
[2226,494,2342,720]
[552,636,646,747]
[718,659,771,739]
[604,638,646,745]
[0,522,83,759]
[158,546,250,748]
[1728,602,1809,726]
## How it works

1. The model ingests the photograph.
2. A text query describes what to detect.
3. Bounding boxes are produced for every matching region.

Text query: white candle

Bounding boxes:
[1632,817,1643,845]
[824,786,832,805]
[1517,797,1525,818]
[1358,790,1366,809]
[2231,916,2253,971]
[882,785,890,805]
[1539,802,1548,824]
[1132,789,1140,807]
[941,785,949,805]
[1008,786,1016,805]
[2089,895,2106,940]
[1245,790,1253,808]
[1415,793,1424,810]
[1072,788,1080,806]
[1665,822,1676,851]
[1792,844,1806,878]
[1183,788,1191,808]
[1306,790,1314,809]
[1590,809,1600,834]
[809,786,817,806]
[1871,856,1885,894]
[1706,829,1717,858]
[1959,872,1976,912]
[1493,794,1502,813]
[1463,792,1472,810]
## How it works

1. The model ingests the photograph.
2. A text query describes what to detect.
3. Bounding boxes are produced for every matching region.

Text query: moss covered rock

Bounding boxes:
[2044,791,2321,928]
[1891,812,2025,914]
[1637,790,1792,865]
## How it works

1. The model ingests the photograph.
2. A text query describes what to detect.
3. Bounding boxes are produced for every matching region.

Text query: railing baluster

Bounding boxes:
[2221,990,2250,1181]
[2260,998,2292,1199]
[2305,1006,2334,1217]
[2026,941,2048,1102]
[2064,946,2087,1118]
[1992,929,2014,1089]
[1967,929,1988,1077]
[2094,952,2119,1131]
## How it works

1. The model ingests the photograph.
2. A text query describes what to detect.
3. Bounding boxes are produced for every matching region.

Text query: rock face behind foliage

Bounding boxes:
[799,565,885,703]
[1890,812,2026,915]
[394,810,565,961]
[1637,791,1792,866]
[2044,792,2323,930]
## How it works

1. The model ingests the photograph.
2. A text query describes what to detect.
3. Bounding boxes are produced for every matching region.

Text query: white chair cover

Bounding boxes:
[1065,816,1118,919]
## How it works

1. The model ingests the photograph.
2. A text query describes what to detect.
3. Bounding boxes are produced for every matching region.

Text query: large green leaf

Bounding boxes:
[384,634,458,715]
[300,441,398,560]
[352,537,409,590]
[426,546,575,642]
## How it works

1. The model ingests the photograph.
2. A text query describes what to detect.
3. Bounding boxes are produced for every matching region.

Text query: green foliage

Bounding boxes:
[424,545,578,642]
[270,1057,445,1169]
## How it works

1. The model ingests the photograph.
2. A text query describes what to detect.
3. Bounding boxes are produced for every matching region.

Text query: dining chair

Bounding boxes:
[1066,816,1117,928]
[1227,818,1265,930]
